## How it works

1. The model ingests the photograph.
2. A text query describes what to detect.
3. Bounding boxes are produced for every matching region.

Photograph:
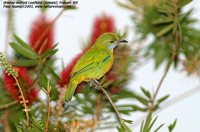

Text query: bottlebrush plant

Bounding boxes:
[0,0,199,132]
[29,14,54,54]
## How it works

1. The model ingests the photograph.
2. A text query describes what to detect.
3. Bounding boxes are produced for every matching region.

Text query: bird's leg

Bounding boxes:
[90,79,124,126]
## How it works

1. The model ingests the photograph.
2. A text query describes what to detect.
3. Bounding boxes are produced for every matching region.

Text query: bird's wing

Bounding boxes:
[70,49,110,79]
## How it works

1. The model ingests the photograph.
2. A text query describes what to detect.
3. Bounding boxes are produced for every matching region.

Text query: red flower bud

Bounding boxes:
[91,14,115,44]
[109,87,121,94]
[3,67,38,105]
[29,15,54,54]
[106,71,118,81]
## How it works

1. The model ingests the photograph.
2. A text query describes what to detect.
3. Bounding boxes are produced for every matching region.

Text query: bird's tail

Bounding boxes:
[65,81,78,102]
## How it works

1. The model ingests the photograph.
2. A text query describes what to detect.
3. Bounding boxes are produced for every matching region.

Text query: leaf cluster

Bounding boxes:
[118,0,200,73]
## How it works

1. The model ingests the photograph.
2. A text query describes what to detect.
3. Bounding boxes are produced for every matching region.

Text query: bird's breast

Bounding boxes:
[104,54,114,72]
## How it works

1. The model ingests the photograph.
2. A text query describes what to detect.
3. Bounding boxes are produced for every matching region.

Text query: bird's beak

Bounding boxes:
[118,39,128,44]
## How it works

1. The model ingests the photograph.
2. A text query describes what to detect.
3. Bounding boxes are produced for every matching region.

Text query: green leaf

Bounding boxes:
[16,126,23,132]
[14,59,38,67]
[178,22,183,42]
[141,87,151,99]
[30,116,44,131]
[116,1,135,11]
[140,113,164,132]
[112,89,136,100]
[14,35,33,49]
[40,44,58,60]
[179,9,193,21]
[117,104,146,113]
[45,64,60,81]
[143,113,152,132]
[102,80,113,88]
[117,126,124,132]
[123,119,133,124]
[157,95,169,104]
[41,49,58,60]
[140,121,144,132]
[121,122,132,132]
[10,42,38,59]
[13,35,38,58]
[38,72,48,88]
[152,17,173,25]
[38,72,58,100]
[178,0,192,7]
[134,94,149,106]
[154,124,164,132]
[148,116,158,131]
[118,109,132,115]
[154,48,168,69]
[168,119,177,132]
[131,105,147,112]
[156,24,173,37]
[172,19,178,35]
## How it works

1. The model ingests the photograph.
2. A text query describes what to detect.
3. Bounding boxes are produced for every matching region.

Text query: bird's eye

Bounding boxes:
[110,40,114,43]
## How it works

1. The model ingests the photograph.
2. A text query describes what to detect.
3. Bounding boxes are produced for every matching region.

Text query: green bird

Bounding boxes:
[65,33,128,101]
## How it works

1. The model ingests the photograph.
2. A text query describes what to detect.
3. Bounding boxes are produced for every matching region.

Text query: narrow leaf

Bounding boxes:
[116,1,136,10]
[140,121,144,132]
[134,94,149,106]
[10,42,38,59]
[46,64,60,80]
[156,24,173,37]
[14,35,38,57]
[14,35,32,49]
[157,95,169,104]
[143,113,152,132]
[14,59,38,67]
[152,17,173,25]
[41,49,58,60]
[148,116,158,131]
[168,119,177,132]
[117,126,124,132]
[38,72,58,100]
[121,122,132,132]
[178,0,192,7]
[16,127,23,132]
[123,119,133,124]
[154,124,164,132]
[141,87,151,99]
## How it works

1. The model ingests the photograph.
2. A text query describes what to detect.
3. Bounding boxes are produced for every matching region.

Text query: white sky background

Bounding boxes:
[1,0,200,132]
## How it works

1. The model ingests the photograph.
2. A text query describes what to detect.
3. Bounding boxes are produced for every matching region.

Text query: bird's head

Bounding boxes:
[94,33,128,51]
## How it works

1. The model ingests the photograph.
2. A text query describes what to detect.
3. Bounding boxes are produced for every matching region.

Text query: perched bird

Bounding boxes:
[65,33,128,101]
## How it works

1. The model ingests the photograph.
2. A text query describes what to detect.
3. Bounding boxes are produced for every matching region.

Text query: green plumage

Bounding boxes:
[65,33,126,101]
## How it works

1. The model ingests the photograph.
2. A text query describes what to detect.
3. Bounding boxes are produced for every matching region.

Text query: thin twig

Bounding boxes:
[95,94,101,123]
[54,85,67,131]
[150,0,179,111]
[133,84,200,128]
[45,83,51,132]
[0,100,18,110]
[90,79,124,126]
[13,77,30,127]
